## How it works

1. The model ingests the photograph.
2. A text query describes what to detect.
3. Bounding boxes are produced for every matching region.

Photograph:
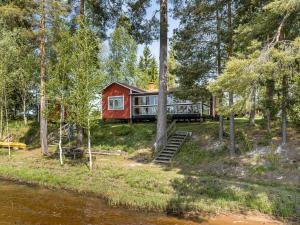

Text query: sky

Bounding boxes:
[137,1,179,61]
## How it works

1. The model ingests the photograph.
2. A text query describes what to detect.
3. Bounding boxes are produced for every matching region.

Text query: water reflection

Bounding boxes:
[0,180,200,225]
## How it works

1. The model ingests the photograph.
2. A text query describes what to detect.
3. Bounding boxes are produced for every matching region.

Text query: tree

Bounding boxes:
[108,23,138,84]
[227,0,235,156]
[172,0,230,97]
[210,0,300,147]
[39,0,48,155]
[0,25,19,158]
[69,20,102,170]
[137,46,158,89]
[48,5,73,165]
[156,0,168,151]
[167,48,176,89]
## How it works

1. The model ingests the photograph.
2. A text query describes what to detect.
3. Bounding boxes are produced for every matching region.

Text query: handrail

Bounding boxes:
[48,123,69,143]
[153,120,177,157]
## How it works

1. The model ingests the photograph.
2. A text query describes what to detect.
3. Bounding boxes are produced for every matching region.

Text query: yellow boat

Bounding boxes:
[0,142,27,150]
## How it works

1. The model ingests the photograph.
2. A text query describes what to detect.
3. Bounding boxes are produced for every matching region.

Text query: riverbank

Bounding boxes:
[0,119,299,224]
[0,179,283,225]
[0,148,297,224]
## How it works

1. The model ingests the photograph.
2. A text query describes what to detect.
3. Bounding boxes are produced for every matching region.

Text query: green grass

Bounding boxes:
[0,149,299,220]
[0,118,299,221]
[89,122,156,152]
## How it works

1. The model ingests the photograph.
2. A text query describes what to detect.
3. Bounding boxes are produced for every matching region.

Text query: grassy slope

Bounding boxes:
[0,119,299,222]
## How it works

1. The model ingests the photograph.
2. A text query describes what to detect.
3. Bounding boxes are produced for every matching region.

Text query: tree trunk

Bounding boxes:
[216,1,224,142]
[156,0,168,151]
[40,0,48,155]
[0,101,3,139]
[227,0,235,155]
[229,93,235,155]
[266,79,274,132]
[87,118,92,170]
[4,93,10,159]
[281,74,288,145]
[59,104,64,165]
[80,0,84,18]
[76,0,85,146]
[249,86,256,127]
[22,96,27,125]
[76,125,83,148]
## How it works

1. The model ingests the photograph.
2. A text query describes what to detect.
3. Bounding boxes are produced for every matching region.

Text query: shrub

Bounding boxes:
[257,132,273,146]
[236,130,253,153]
[265,152,280,171]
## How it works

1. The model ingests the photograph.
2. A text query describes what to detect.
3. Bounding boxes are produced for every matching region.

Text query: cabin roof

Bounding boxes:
[103,82,146,93]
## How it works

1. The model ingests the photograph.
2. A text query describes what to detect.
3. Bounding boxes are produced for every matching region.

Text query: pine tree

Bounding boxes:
[167,48,176,89]
[137,46,158,89]
[156,0,168,151]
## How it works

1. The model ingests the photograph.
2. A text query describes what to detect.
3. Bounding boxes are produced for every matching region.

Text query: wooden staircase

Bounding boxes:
[153,120,190,164]
[154,131,189,164]
[48,124,75,148]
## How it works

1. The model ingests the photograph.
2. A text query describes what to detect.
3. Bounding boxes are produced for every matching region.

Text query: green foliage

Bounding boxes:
[167,48,177,89]
[68,20,103,129]
[236,130,253,153]
[265,152,281,170]
[258,132,273,146]
[108,24,138,84]
[137,46,158,89]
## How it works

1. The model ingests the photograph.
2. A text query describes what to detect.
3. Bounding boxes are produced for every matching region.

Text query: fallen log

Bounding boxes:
[87,150,127,156]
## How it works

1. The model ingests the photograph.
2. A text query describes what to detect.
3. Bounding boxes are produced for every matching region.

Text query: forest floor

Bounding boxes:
[0,118,299,224]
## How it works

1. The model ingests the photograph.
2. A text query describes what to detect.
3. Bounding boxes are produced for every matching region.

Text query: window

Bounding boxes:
[133,96,158,106]
[108,96,124,110]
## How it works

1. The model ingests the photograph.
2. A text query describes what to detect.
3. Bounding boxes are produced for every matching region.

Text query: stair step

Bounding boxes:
[159,152,175,156]
[165,147,178,150]
[162,150,177,154]
[165,149,179,152]
[169,141,183,144]
[169,138,183,141]
[164,145,180,149]
[156,156,171,160]
[172,134,186,137]
[154,160,170,164]
[166,143,180,147]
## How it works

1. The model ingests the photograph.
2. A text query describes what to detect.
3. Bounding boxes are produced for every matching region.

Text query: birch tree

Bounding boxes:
[69,20,102,170]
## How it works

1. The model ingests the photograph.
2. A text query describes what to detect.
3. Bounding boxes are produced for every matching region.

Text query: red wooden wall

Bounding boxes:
[102,83,131,120]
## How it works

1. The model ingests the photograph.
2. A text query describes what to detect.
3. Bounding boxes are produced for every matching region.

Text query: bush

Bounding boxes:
[236,130,253,153]
[258,132,273,146]
[265,152,280,171]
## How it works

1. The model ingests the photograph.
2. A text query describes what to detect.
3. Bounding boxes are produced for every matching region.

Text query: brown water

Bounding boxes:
[0,180,281,225]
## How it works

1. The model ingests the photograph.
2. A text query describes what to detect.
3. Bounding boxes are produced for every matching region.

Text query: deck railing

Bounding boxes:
[153,120,177,157]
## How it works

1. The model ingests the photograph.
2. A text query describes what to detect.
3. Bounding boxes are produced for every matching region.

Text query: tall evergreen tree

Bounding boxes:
[137,46,158,89]
[156,0,168,151]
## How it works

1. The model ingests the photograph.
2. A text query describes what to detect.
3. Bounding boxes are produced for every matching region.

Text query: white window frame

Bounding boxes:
[108,96,125,110]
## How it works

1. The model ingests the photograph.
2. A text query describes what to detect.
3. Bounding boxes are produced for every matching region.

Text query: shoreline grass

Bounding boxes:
[0,119,299,223]
[0,149,299,223]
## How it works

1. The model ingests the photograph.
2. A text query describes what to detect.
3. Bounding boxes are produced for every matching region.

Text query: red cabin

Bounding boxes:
[102,82,213,121]
[102,82,145,120]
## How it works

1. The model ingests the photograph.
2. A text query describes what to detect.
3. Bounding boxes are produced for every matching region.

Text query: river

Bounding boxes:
[0,180,281,225]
